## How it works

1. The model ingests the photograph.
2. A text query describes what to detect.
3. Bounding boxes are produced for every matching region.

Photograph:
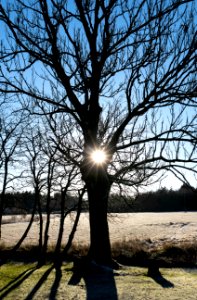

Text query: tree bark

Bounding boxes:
[83,164,112,266]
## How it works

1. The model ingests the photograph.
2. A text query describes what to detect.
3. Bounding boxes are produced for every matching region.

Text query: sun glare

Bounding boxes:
[90,149,107,164]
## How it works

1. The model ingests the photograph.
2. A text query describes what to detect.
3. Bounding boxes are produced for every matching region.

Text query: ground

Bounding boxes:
[1,212,197,299]
[1,212,197,249]
[0,263,197,299]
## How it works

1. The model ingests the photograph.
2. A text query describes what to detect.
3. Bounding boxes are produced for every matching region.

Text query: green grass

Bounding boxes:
[0,263,197,299]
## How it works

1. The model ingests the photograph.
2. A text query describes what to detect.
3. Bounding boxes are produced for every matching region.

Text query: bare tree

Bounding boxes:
[0,0,197,266]
[0,107,23,238]
[54,164,81,257]
[38,137,58,265]
[24,127,47,253]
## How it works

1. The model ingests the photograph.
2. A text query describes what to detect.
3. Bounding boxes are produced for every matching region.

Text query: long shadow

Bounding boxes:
[0,263,63,300]
[148,269,174,288]
[25,265,54,300]
[24,264,63,300]
[0,267,36,299]
[49,265,62,300]
[150,274,174,288]
[68,262,118,300]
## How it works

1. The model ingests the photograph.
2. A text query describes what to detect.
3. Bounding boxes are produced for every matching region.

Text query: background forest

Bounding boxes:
[2,184,197,214]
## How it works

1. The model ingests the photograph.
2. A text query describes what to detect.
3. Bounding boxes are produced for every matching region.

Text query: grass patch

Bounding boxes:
[0,262,197,299]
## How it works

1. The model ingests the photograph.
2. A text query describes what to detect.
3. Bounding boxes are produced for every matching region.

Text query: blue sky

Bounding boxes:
[0,0,196,193]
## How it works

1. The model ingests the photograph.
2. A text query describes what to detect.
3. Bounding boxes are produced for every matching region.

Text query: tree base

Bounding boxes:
[147,261,161,277]
[72,256,120,277]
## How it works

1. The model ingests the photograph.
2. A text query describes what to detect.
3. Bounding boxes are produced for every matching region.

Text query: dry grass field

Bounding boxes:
[1,212,197,249]
[1,212,197,299]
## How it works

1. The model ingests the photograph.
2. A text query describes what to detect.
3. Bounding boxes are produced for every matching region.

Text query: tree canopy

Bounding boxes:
[0,0,197,265]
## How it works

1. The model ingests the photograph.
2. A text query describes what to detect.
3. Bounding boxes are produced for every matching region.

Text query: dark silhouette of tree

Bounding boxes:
[0,0,197,266]
[24,126,47,255]
[39,132,58,265]
[0,107,23,238]
[54,164,81,258]
[133,187,197,212]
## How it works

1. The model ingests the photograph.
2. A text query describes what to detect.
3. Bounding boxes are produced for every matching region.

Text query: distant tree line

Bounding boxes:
[2,184,197,215]
[1,191,80,215]
[108,185,197,212]
[133,185,197,212]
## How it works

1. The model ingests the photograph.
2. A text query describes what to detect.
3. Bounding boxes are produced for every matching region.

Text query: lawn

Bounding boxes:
[0,263,197,299]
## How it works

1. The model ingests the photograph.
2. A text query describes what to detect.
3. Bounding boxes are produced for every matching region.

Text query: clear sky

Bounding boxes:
[0,0,196,195]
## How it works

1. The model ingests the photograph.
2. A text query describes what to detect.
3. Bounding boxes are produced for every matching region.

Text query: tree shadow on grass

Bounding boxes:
[24,263,62,300]
[147,266,174,288]
[25,265,54,300]
[0,266,36,299]
[49,265,62,300]
[68,261,118,300]
[0,262,63,300]
[150,274,174,288]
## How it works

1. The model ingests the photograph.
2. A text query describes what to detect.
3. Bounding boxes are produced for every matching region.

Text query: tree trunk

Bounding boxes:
[0,193,5,240]
[62,188,84,256]
[84,165,112,266]
[41,193,51,265]
[55,190,67,257]
[36,188,43,255]
[0,159,8,239]
[11,199,37,253]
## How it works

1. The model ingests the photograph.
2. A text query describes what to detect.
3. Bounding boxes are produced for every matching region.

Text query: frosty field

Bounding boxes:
[1,212,197,300]
[1,212,197,248]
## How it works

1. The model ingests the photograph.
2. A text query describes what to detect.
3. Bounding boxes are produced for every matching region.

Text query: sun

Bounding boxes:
[90,149,107,164]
